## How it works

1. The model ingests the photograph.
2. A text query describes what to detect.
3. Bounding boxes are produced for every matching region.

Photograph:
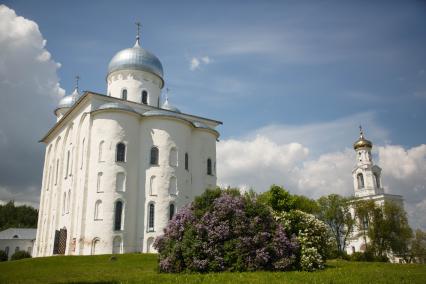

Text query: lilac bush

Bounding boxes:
[154,188,299,272]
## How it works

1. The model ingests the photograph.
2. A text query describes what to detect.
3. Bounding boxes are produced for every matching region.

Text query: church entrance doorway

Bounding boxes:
[53,228,67,255]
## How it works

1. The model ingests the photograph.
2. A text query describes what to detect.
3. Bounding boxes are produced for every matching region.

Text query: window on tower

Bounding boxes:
[150,146,159,165]
[114,200,123,231]
[357,173,364,189]
[142,90,148,104]
[207,158,212,175]
[116,143,126,162]
[374,173,380,188]
[169,203,175,220]
[148,203,155,231]
[122,89,127,100]
[185,153,189,170]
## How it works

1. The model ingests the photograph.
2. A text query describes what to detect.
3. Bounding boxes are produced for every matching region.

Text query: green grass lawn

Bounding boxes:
[0,254,425,284]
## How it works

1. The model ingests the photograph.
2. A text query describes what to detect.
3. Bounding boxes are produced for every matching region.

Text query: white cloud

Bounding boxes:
[0,5,64,206]
[217,117,426,230]
[189,56,212,71]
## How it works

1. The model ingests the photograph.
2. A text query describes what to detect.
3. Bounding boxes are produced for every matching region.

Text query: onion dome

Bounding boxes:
[107,37,163,86]
[353,126,373,150]
[161,97,181,113]
[56,88,80,110]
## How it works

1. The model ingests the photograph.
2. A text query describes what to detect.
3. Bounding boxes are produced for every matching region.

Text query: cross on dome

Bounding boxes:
[135,22,141,47]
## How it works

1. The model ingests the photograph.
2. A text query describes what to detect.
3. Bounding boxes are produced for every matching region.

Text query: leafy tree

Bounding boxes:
[410,229,426,263]
[0,250,8,262]
[317,194,355,254]
[0,201,38,230]
[258,185,319,214]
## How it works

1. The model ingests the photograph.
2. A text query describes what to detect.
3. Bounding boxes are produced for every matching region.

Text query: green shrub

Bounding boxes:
[0,250,8,261]
[11,250,31,261]
[276,210,333,271]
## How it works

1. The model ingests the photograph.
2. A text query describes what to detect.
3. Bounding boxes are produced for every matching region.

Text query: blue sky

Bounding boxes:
[1,1,426,229]
[5,0,426,144]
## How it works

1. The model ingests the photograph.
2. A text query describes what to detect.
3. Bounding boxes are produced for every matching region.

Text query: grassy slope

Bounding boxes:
[0,254,425,284]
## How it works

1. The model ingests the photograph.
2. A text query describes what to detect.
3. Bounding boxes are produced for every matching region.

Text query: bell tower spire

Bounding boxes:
[352,127,383,197]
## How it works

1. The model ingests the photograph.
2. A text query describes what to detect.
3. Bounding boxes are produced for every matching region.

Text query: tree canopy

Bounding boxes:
[0,201,38,231]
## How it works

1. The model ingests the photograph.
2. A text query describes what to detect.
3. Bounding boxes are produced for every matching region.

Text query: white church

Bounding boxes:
[33,29,221,257]
[346,128,403,257]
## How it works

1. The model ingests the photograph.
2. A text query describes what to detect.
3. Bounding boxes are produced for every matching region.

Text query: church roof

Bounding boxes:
[107,42,164,87]
[353,127,373,150]
[94,102,138,114]
[0,228,37,240]
[56,88,80,112]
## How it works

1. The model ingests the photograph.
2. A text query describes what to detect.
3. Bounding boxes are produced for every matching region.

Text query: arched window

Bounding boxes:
[169,176,177,195]
[207,158,212,175]
[91,238,100,255]
[5,246,9,257]
[15,246,19,253]
[185,153,189,170]
[114,200,123,231]
[142,90,148,104]
[169,203,175,220]
[94,200,102,220]
[122,89,127,100]
[357,173,364,189]
[97,172,103,193]
[116,143,126,162]
[150,146,159,165]
[374,173,381,188]
[98,141,104,162]
[169,147,177,167]
[148,203,155,231]
[113,236,122,254]
[116,172,126,192]
[149,176,157,196]
[65,150,70,178]
[80,138,85,169]
[62,192,66,215]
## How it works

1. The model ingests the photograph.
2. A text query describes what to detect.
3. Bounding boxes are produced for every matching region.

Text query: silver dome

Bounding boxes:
[57,89,80,109]
[108,42,164,82]
[161,98,181,113]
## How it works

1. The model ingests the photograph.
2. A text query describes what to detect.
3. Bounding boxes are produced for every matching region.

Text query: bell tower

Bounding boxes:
[352,126,384,197]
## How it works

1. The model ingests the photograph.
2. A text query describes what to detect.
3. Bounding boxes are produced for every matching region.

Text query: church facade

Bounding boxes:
[346,128,403,258]
[33,34,221,257]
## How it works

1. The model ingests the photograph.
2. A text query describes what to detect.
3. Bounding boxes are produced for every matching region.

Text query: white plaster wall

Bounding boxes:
[107,70,162,107]
[83,110,140,255]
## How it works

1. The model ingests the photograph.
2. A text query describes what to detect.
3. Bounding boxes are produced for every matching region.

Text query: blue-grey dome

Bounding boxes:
[95,102,137,113]
[108,42,164,83]
[161,98,181,113]
[57,89,80,110]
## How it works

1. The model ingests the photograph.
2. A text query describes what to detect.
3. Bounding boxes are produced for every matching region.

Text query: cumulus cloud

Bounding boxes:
[217,121,426,230]
[189,56,212,71]
[0,5,64,207]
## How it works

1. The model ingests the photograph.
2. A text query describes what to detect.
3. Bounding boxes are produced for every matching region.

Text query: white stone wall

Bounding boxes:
[0,239,34,260]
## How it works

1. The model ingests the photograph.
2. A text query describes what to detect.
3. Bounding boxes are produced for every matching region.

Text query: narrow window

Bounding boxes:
[149,176,157,196]
[97,172,103,192]
[15,247,19,253]
[62,192,66,214]
[142,90,148,104]
[185,153,189,170]
[207,158,212,175]
[116,143,126,162]
[374,173,380,188]
[122,89,127,100]
[357,173,364,189]
[169,176,177,195]
[69,147,73,176]
[169,147,177,167]
[114,201,123,231]
[98,141,104,162]
[91,238,100,255]
[5,246,9,257]
[169,203,175,220]
[148,203,155,231]
[116,172,125,192]
[94,200,102,220]
[150,146,159,165]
